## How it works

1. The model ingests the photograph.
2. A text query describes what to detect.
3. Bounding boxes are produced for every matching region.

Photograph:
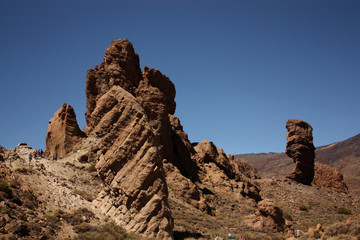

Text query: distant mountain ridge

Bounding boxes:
[235,133,360,196]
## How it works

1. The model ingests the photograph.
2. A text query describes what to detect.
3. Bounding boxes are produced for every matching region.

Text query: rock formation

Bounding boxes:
[45,39,262,238]
[0,145,6,162]
[243,199,285,233]
[312,162,349,194]
[285,119,315,185]
[45,103,85,158]
[193,140,261,202]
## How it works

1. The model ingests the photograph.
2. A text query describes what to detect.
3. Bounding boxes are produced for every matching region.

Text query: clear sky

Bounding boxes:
[1,0,359,154]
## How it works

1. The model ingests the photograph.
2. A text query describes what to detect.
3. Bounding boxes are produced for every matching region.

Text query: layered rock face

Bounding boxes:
[45,103,85,158]
[45,39,262,238]
[84,40,173,239]
[285,119,315,185]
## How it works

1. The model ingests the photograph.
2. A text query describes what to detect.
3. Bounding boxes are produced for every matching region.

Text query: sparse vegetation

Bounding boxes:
[65,161,75,167]
[298,204,309,212]
[0,179,12,199]
[72,189,95,202]
[87,164,96,172]
[336,207,351,215]
[15,167,34,174]
[270,181,277,186]
[282,211,293,221]
[73,221,138,240]
[322,219,360,239]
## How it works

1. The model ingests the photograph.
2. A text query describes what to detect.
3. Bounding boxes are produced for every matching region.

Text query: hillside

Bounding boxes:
[1,144,360,240]
[235,133,360,196]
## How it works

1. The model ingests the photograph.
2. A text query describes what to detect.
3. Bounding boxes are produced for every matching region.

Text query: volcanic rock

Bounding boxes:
[0,145,6,162]
[243,199,285,233]
[84,39,142,133]
[84,39,173,239]
[45,103,85,158]
[47,39,264,238]
[312,162,349,194]
[285,119,315,185]
[193,140,261,202]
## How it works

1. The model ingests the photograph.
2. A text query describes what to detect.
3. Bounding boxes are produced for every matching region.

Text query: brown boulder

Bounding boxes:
[285,119,315,185]
[45,103,85,158]
[243,199,286,233]
[312,162,349,194]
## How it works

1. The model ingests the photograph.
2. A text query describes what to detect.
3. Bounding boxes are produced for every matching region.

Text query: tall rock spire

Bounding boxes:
[285,119,316,185]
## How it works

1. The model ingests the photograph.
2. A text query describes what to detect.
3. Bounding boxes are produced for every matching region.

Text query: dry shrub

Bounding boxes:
[73,222,137,240]
[323,219,360,239]
[72,189,94,202]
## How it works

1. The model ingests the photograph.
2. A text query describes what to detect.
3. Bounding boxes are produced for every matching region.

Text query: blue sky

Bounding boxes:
[1,0,359,154]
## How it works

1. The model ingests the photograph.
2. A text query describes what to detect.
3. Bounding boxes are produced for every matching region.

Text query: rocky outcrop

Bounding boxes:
[83,40,173,239]
[45,103,85,158]
[243,199,286,233]
[45,39,264,238]
[84,39,142,132]
[233,156,261,180]
[193,140,261,202]
[0,145,6,162]
[285,119,315,185]
[312,162,349,194]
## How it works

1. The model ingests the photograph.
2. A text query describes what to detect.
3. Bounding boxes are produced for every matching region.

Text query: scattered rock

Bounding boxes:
[285,119,315,185]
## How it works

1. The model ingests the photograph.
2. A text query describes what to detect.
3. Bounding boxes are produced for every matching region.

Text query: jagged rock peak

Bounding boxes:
[45,103,85,158]
[85,39,143,132]
[83,39,174,239]
[285,119,315,185]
